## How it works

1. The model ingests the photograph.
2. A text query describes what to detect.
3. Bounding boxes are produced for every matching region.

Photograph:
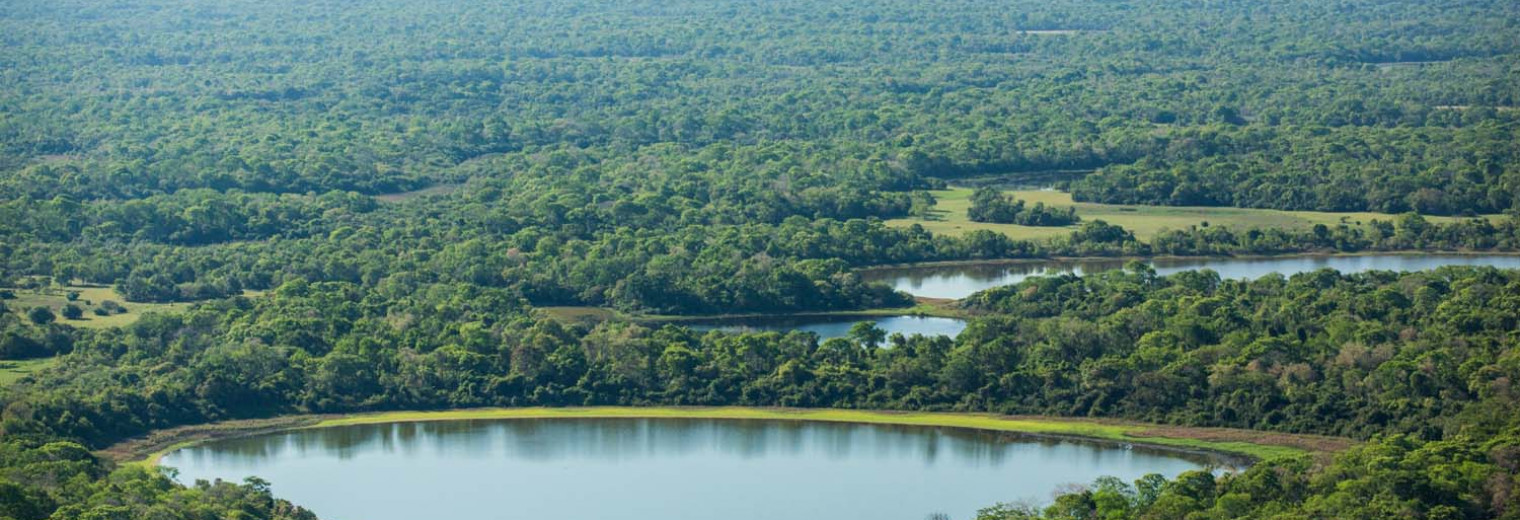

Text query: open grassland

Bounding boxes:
[887,188,1486,240]
[121,407,1348,466]
[537,306,625,325]
[0,357,57,385]
[3,286,262,329]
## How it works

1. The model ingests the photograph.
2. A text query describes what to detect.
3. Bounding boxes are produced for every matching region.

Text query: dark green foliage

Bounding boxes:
[2,0,1520,518]
[0,439,316,520]
[2,268,1519,518]
[24,308,53,326]
[2,267,1520,520]
[968,188,1080,226]
[1071,124,1520,215]
[977,432,1520,520]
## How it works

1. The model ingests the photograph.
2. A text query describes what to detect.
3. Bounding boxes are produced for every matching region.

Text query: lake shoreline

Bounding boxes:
[853,249,1520,274]
[111,406,1350,469]
[635,304,964,323]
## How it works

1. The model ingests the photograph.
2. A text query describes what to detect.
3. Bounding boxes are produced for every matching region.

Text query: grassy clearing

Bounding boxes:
[3,285,192,329]
[3,286,263,329]
[0,357,58,385]
[887,188,1485,240]
[537,306,624,325]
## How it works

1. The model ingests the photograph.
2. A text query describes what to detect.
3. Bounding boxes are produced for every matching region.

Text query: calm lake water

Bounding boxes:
[160,418,1215,520]
[863,254,1520,299]
[680,315,967,340]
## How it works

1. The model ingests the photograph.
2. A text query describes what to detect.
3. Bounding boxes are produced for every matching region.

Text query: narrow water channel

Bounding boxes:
[862,253,1520,299]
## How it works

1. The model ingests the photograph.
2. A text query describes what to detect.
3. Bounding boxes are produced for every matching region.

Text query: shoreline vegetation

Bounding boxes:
[109,407,1351,468]
[10,249,1499,332]
[851,249,1520,273]
[536,250,1520,326]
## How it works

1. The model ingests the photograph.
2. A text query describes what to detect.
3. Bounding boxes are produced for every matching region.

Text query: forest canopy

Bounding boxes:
[2,0,1520,518]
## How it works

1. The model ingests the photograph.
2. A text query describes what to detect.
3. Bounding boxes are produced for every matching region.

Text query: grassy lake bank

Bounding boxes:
[116,407,1350,467]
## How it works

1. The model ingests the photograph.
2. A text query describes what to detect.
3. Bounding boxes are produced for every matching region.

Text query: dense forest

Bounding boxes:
[3,0,1520,518]
[4,267,1520,518]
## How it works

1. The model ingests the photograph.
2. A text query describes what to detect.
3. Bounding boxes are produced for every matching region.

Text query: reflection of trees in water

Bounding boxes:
[684,316,967,341]
[861,259,1126,288]
[863,255,1520,295]
[171,418,1222,469]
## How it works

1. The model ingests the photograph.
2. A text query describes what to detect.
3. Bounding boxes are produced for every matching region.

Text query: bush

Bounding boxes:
[99,300,125,314]
[26,307,55,325]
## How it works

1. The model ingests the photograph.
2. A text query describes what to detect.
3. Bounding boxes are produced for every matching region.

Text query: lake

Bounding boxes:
[677,315,967,341]
[863,253,1520,299]
[160,418,1216,520]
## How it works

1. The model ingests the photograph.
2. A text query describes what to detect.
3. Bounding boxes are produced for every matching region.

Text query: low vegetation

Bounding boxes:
[0,358,55,386]
[890,188,1493,240]
[0,285,197,330]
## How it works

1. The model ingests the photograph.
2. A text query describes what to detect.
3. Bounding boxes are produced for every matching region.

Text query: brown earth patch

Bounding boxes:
[99,415,327,463]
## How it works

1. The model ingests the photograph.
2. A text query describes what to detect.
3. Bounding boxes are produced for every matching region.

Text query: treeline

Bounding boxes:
[1070,123,1520,215]
[4,267,1520,518]
[968,188,1080,226]
[0,189,375,245]
[976,432,1520,520]
[0,441,316,520]
[1151,213,1520,256]
[6,189,1515,310]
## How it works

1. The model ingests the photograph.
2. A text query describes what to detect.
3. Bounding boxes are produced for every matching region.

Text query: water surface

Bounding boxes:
[679,315,966,341]
[161,418,1215,520]
[864,254,1520,299]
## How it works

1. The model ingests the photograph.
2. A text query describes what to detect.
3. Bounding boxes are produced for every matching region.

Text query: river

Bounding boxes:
[862,253,1520,299]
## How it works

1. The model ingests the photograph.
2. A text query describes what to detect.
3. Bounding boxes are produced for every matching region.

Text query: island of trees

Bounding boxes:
[968,187,1081,226]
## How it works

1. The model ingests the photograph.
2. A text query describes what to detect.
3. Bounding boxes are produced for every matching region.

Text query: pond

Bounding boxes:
[160,418,1219,520]
[863,253,1520,299]
[676,315,967,341]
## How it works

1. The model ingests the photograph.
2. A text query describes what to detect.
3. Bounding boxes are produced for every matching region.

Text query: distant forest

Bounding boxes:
[2,0,1520,518]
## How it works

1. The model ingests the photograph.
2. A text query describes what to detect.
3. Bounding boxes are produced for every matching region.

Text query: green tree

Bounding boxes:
[27,307,55,325]
[849,321,887,351]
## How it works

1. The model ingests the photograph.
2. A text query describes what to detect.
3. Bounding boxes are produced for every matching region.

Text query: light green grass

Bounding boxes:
[537,306,624,325]
[3,286,262,329]
[309,407,1309,460]
[0,357,57,385]
[887,188,1485,240]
